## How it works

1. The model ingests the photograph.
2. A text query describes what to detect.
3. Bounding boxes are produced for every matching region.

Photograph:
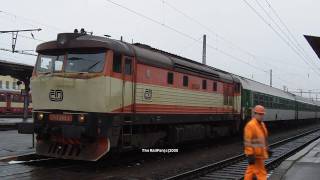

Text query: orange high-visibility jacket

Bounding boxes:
[244,118,269,159]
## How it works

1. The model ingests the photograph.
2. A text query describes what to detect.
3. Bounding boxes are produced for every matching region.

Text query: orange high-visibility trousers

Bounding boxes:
[244,159,267,180]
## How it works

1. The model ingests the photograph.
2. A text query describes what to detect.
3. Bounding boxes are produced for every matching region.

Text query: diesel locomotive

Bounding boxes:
[26,30,320,161]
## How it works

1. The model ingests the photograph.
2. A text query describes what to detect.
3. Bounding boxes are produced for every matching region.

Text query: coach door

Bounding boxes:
[121,56,134,112]
[6,93,11,112]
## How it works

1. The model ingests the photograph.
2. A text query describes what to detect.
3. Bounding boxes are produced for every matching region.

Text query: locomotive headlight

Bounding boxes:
[78,114,86,123]
[38,113,44,120]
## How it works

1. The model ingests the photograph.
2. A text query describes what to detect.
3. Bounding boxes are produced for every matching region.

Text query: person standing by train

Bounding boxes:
[244,105,271,180]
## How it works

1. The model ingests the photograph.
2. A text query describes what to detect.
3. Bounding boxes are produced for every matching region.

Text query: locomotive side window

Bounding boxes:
[213,82,217,91]
[113,53,122,73]
[124,58,132,75]
[167,72,174,85]
[0,80,2,89]
[202,80,207,90]
[235,83,240,93]
[183,75,189,87]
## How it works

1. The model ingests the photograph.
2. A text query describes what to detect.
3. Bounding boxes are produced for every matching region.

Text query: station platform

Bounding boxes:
[0,118,32,130]
[0,118,32,124]
[269,137,320,180]
[0,130,35,161]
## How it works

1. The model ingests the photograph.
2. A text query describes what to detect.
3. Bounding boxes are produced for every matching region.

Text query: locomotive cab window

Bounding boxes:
[167,72,174,85]
[113,53,122,73]
[183,75,189,87]
[36,54,64,73]
[124,57,132,75]
[202,80,207,89]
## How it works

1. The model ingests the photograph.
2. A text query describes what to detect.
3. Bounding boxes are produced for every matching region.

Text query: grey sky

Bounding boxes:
[1,0,320,98]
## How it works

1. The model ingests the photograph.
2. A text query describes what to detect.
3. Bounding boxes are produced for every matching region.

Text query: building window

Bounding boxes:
[213,82,217,91]
[124,58,132,75]
[202,80,207,89]
[6,81,9,89]
[12,82,16,90]
[167,72,174,85]
[0,80,2,89]
[183,75,189,87]
[112,53,122,73]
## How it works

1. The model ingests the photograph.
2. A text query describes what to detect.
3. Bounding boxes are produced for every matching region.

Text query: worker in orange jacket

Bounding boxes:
[244,105,272,180]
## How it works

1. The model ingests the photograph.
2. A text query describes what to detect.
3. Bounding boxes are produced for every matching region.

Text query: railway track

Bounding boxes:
[164,128,320,180]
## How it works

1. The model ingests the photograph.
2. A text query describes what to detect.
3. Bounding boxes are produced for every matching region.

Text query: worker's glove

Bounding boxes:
[268,150,274,157]
[247,155,255,165]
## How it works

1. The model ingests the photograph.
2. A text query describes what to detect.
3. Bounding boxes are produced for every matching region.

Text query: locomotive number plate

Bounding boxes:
[49,114,72,122]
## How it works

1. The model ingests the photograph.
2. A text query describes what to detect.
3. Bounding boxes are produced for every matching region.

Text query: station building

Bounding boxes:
[0,75,24,92]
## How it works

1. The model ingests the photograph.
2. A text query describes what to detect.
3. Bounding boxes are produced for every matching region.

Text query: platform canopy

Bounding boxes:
[0,59,33,82]
[304,35,320,59]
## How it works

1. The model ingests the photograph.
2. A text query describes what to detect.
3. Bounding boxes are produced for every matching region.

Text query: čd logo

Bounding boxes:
[49,89,63,102]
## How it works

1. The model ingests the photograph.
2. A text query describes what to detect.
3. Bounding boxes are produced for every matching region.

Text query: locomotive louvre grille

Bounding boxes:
[49,89,64,102]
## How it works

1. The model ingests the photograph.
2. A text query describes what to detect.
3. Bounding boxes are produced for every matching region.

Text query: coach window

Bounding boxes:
[202,80,207,90]
[0,94,5,102]
[0,80,2,89]
[113,53,122,73]
[12,95,20,102]
[183,75,189,87]
[124,57,132,75]
[167,72,174,85]
[213,82,217,91]
[254,94,259,105]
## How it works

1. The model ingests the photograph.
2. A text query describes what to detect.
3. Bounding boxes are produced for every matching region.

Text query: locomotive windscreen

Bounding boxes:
[36,50,106,74]
[65,52,105,73]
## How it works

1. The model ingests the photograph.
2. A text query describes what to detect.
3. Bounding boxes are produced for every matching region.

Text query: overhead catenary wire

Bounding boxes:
[0,10,66,33]
[104,0,268,72]
[161,0,257,60]
[262,0,320,71]
[104,0,301,89]
[160,0,311,81]
[251,0,318,72]
[242,0,320,78]
[256,0,320,72]
[0,48,37,56]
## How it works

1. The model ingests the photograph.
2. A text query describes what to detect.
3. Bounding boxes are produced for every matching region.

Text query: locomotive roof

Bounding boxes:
[36,33,235,83]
